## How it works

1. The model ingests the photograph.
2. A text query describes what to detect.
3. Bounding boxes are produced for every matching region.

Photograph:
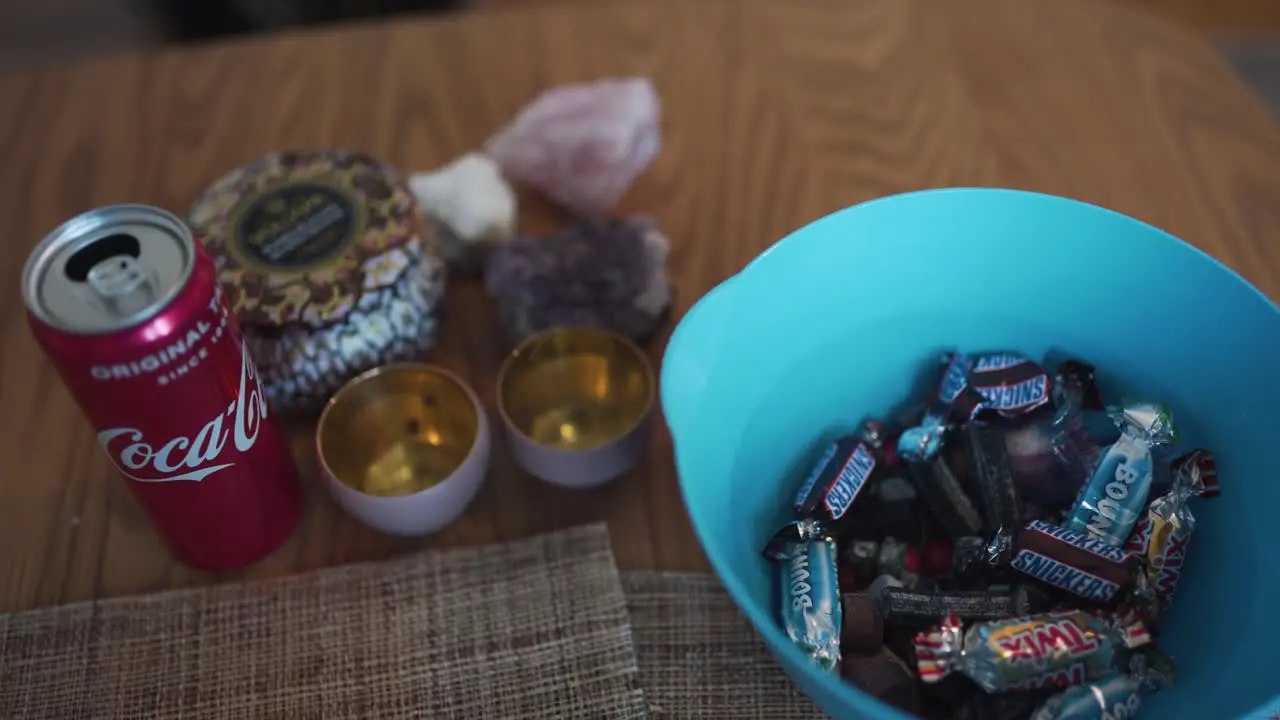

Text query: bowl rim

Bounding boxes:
[314,361,485,500]
[495,325,656,453]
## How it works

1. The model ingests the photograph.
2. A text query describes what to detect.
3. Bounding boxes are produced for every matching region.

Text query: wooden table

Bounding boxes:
[2,0,1278,614]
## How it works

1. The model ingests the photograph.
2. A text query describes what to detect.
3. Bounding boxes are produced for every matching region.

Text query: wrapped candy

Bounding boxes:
[897,351,1051,464]
[1030,648,1173,720]
[914,610,1150,692]
[842,648,921,715]
[409,153,516,275]
[1065,401,1177,546]
[1029,673,1143,720]
[484,215,671,346]
[1123,449,1219,605]
[764,520,843,672]
[485,77,661,217]
[897,352,972,463]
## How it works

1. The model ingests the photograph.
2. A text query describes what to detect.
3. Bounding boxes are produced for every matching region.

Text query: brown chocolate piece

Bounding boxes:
[841,647,920,715]
[840,592,885,655]
[882,625,918,674]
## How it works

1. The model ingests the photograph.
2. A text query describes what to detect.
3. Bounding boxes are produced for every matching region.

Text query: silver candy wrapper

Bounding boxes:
[189,149,446,412]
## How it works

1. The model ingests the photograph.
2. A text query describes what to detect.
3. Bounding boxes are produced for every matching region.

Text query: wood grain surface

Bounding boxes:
[1,0,1278,614]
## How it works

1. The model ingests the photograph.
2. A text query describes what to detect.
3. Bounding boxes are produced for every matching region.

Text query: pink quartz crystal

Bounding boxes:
[484,77,661,218]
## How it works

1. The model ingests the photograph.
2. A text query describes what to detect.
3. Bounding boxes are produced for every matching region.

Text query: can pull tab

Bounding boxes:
[87,255,156,317]
[64,232,158,320]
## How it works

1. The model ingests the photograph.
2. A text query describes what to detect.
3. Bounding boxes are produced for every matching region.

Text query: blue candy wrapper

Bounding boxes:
[898,352,972,462]
[765,519,842,672]
[899,351,1053,463]
[1030,647,1173,720]
[1066,402,1176,546]
[1029,672,1143,720]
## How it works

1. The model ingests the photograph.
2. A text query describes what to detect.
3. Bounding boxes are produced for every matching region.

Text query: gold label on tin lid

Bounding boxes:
[232,182,359,271]
[190,150,434,332]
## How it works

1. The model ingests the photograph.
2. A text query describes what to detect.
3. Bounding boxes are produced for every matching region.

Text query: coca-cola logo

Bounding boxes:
[98,342,269,483]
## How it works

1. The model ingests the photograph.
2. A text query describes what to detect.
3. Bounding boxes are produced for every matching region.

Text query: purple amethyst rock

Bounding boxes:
[485,215,672,346]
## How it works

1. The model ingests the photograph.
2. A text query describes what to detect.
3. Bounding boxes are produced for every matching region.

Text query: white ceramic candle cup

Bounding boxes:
[496,327,655,489]
[316,363,490,535]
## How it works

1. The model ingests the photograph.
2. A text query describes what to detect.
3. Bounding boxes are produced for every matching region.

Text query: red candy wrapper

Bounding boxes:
[921,538,954,577]
[1124,449,1219,605]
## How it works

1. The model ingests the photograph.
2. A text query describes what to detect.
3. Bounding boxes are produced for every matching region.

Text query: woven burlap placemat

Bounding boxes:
[0,524,647,720]
[621,571,827,719]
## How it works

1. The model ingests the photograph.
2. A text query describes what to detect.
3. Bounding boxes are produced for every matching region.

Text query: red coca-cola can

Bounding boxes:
[22,204,302,571]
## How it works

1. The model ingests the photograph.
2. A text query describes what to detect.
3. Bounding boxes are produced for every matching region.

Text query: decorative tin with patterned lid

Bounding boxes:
[189,149,446,412]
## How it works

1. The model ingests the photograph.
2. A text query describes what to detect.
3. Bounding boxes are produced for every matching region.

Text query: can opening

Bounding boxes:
[23,205,197,334]
[64,233,141,283]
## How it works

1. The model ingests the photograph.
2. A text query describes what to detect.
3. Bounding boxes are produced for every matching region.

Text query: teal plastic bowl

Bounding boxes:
[661,189,1280,719]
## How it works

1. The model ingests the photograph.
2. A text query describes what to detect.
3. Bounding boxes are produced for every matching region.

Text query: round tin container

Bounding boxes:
[189,149,446,413]
[496,326,655,489]
[316,363,490,536]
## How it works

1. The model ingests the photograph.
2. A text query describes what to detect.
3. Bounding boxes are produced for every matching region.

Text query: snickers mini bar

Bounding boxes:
[1009,520,1140,604]
[793,432,880,529]
[961,351,1053,422]
[764,519,843,672]
[913,610,1150,693]
[1066,401,1176,546]
[897,351,1052,464]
